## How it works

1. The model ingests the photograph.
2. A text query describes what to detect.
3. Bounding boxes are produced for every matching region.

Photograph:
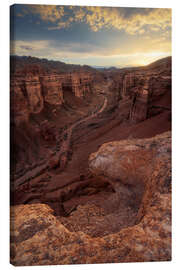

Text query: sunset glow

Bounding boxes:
[10,5,171,67]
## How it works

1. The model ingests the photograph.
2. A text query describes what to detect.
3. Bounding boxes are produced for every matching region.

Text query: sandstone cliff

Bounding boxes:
[11,73,93,125]
[10,79,29,125]
[40,75,64,105]
[111,56,171,123]
[11,56,171,126]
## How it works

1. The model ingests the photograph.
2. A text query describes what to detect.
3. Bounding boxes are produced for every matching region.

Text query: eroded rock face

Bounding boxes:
[71,73,92,97]
[10,57,172,265]
[10,131,171,265]
[11,72,93,125]
[111,57,171,123]
[25,76,44,113]
[40,75,64,105]
[10,79,29,124]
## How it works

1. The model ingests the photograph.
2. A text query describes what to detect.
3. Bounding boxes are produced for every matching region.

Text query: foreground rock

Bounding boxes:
[89,131,171,211]
[10,131,171,265]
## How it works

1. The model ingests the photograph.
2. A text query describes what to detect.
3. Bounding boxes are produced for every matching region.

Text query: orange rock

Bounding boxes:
[10,132,171,265]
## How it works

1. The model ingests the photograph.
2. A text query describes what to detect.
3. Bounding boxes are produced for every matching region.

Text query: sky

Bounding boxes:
[10,4,172,67]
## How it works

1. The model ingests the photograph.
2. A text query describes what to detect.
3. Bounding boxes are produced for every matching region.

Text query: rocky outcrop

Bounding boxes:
[89,131,171,259]
[10,132,171,265]
[89,131,171,191]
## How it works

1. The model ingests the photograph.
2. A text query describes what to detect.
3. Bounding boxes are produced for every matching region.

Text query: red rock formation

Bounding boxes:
[10,131,171,265]
[129,88,149,122]
[10,57,171,265]
[122,73,136,97]
[10,79,29,124]
[40,75,64,105]
[113,58,171,123]
[71,73,92,97]
[25,75,44,113]
[10,72,93,125]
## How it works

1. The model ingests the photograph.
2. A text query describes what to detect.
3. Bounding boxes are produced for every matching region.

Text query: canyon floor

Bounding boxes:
[10,56,172,265]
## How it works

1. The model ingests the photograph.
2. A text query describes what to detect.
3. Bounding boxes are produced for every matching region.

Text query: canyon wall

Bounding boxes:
[71,73,92,97]
[113,59,171,123]
[11,57,171,126]
[10,56,171,179]
[40,75,64,106]
[10,79,30,125]
[10,57,171,265]
[11,72,93,125]
[25,76,44,114]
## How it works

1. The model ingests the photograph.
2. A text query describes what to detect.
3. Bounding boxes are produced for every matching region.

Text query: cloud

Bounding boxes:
[10,40,50,57]
[10,39,106,60]
[47,20,71,30]
[11,6,172,67]
[10,39,100,60]
[27,5,64,23]
[17,5,171,36]
[10,37,171,68]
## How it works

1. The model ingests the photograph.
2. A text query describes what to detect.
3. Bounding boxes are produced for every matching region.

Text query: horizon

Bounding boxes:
[10,54,171,69]
[10,5,171,67]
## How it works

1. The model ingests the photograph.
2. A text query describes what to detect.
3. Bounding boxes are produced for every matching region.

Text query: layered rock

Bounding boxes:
[71,73,92,97]
[10,132,171,265]
[122,73,135,97]
[10,57,172,265]
[129,87,149,123]
[11,72,93,125]
[25,75,44,113]
[114,57,172,123]
[147,75,171,117]
[10,79,29,124]
[120,73,171,123]
[40,75,64,105]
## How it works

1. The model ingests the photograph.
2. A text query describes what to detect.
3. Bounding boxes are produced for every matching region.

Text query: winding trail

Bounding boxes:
[57,97,107,170]
[13,97,107,190]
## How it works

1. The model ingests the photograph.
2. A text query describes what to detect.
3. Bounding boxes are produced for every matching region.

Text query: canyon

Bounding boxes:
[10,72,92,124]
[10,56,171,265]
